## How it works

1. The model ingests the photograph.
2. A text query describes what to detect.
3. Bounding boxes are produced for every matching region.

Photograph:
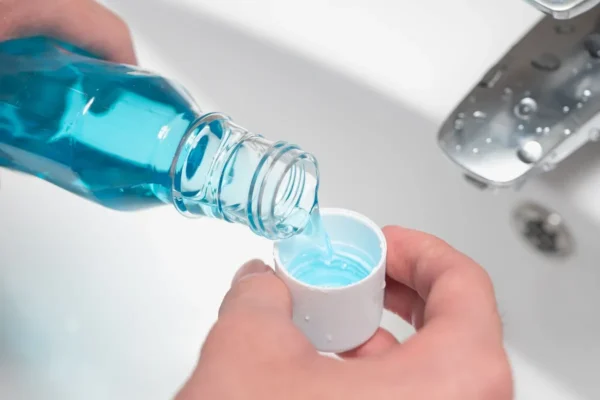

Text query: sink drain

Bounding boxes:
[512,202,573,257]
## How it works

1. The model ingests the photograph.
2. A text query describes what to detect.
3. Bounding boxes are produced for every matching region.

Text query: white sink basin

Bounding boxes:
[2,0,599,399]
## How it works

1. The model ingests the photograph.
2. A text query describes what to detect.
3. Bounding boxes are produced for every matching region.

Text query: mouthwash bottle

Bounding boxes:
[0,37,319,239]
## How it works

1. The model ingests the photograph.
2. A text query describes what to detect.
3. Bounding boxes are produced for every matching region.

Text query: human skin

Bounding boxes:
[177,226,513,400]
[0,0,136,64]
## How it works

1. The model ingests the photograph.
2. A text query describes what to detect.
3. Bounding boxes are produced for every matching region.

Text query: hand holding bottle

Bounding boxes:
[177,227,513,400]
[0,0,136,64]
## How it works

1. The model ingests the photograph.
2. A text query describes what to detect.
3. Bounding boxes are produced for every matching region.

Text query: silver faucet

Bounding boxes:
[526,0,600,19]
[438,1,600,189]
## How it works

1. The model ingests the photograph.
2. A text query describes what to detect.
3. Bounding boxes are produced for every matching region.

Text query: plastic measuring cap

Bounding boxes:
[274,208,387,353]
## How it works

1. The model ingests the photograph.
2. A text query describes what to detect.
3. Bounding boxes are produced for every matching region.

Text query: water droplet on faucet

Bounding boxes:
[514,97,538,120]
[473,110,486,119]
[517,141,543,164]
[304,315,311,322]
[531,53,561,71]
[584,33,600,58]
[563,106,570,113]
[590,128,600,142]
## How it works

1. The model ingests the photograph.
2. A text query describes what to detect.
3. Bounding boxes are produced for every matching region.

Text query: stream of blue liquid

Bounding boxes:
[285,208,371,288]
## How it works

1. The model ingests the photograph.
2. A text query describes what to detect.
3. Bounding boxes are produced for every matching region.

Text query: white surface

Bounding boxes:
[2,0,600,399]
[274,208,386,353]
[177,0,600,227]
[174,0,542,121]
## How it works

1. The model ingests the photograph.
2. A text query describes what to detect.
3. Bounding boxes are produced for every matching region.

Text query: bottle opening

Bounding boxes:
[251,145,318,239]
[170,113,319,240]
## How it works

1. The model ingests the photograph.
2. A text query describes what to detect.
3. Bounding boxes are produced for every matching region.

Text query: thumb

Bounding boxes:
[178,262,317,400]
[219,259,292,318]
[204,260,313,357]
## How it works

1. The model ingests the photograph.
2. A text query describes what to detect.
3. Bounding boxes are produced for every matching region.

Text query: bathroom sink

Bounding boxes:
[2,0,600,399]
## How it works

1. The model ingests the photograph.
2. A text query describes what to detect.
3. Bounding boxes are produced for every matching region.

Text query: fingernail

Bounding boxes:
[232,259,273,284]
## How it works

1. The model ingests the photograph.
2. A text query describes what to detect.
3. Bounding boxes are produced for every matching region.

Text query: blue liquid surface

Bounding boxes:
[285,209,372,288]
[0,37,199,209]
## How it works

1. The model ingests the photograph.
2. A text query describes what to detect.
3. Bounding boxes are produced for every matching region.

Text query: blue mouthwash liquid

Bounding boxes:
[0,37,318,240]
[284,208,371,288]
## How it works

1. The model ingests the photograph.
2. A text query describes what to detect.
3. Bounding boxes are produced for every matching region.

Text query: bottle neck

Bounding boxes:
[169,112,319,240]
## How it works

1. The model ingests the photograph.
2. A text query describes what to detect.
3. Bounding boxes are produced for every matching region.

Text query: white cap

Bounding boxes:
[274,208,387,353]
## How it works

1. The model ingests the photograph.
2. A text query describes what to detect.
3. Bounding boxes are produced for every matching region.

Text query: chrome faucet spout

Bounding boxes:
[438,7,600,189]
[526,0,600,19]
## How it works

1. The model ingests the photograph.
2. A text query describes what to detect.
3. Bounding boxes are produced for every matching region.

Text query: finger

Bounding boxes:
[383,226,502,344]
[208,260,313,356]
[181,261,314,400]
[383,277,425,328]
[47,0,137,64]
[219,259,289,318]
[411,295,426,330]
[230,258,274,285]
[3,0,137,64]
[338,327,399,359]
